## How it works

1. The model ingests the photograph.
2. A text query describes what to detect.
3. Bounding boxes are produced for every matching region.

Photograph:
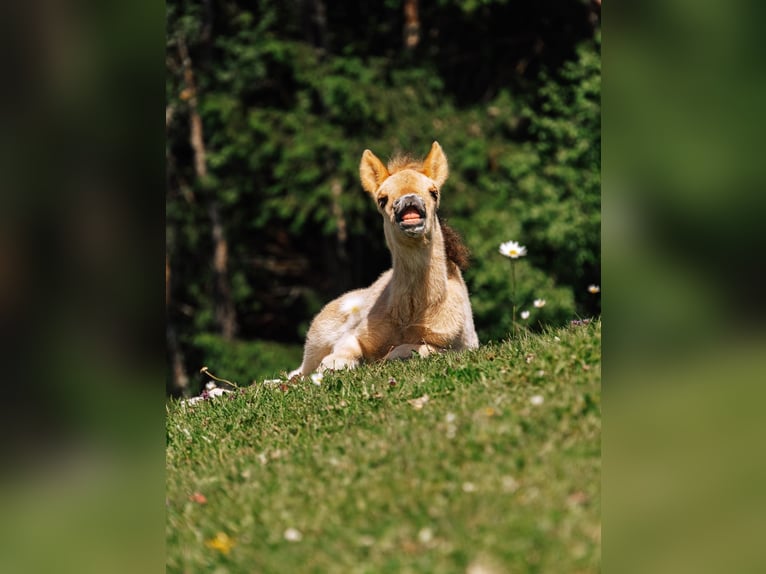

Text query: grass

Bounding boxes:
[166,320,600,573]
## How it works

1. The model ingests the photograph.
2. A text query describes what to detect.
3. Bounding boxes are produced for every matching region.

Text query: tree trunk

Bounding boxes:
[209,202,237,339]
[177,34,238,340]
[303,0,328,55]
[403,0,420,50]
[166,254,189,394]
[329,176,352,294]
[166,103,190,394]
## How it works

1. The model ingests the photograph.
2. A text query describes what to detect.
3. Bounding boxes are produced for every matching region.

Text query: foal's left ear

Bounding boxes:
[423,141,449,188]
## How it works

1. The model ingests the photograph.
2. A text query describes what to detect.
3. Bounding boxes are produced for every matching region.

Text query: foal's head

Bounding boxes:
[359,141,449,244]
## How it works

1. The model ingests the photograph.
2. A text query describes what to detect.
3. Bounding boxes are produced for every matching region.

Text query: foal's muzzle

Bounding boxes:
[394,194,427,236]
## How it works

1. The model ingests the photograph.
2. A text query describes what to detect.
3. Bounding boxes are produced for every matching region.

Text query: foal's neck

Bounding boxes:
[389,222,448,314]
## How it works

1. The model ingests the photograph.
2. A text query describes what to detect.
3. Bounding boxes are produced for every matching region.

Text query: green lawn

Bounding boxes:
[166,321,601,573]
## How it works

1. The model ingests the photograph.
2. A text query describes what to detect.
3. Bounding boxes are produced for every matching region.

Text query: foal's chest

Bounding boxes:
[358,315,453,360]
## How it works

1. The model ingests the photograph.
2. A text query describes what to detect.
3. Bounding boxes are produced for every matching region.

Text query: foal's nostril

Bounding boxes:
[396,194,420,208]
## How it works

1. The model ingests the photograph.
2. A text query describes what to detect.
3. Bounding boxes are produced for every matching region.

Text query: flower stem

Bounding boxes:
[510,259,517,336]
[200,366,239,389]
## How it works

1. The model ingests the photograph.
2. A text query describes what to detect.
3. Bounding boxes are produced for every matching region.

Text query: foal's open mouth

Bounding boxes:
[394,195,427,236]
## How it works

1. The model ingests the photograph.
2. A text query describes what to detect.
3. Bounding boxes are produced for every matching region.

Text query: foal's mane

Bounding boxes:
[440,220,471,272]
[386,153,471,272]
[387,153,422,174]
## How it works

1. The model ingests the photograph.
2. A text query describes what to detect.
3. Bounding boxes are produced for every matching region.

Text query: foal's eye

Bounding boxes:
[429,189,439,202]
[378,195,388,208]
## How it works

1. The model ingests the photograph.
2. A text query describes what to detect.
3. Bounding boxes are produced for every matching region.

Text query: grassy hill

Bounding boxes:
[166,320,600,573]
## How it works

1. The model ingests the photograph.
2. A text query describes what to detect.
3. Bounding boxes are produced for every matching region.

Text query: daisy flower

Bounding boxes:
[533,298,546,308]
[498,240,527,259]
[284,528,303,542]
[520,310,530,320]
[588,284,600,294]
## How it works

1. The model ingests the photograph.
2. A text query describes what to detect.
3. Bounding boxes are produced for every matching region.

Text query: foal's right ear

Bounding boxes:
[359,149,389,194]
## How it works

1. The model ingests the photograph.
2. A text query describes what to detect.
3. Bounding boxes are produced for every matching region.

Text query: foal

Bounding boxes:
[289,141,478,377]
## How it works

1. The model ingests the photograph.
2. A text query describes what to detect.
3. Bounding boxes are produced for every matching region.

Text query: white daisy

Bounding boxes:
[498,240,527,259]
[284,528,303,542]
[533,298,546,308]
[520,310,530,320]
[418,528,434,544]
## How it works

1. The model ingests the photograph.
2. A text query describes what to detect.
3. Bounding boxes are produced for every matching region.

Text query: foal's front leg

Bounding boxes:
[319,334,364,372]
[384,343,436,361]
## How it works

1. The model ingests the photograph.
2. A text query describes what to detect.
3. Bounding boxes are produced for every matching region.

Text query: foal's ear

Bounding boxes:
[359,149,389,194]
[423,141,449,188]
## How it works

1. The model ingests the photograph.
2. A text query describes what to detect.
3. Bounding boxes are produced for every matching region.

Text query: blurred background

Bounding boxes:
[4,0,766,572]
[165,0,602,395]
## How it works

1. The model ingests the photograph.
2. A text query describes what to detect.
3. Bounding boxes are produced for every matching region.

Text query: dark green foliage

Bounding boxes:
[191,334,303,386]
[166,0,600,387]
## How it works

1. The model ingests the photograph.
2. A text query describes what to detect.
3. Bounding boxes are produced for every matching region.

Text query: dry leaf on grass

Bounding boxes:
[205,532,235,554]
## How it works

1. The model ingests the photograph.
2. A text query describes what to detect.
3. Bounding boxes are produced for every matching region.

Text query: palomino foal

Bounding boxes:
[289,141,478,377]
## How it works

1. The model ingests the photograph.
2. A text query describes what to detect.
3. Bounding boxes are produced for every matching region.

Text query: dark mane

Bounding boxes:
[440,220,471,272]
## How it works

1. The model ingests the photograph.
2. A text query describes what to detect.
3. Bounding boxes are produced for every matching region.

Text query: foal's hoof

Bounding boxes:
[319,357,358,372]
